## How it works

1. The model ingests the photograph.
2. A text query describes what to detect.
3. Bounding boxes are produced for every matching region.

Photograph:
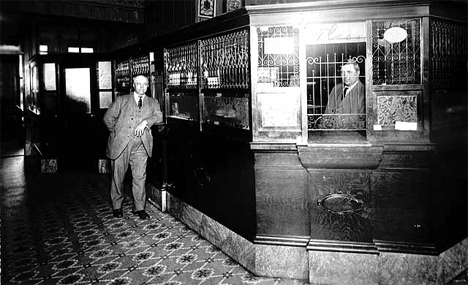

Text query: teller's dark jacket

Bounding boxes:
[103,94,163,159]
[324,81,365,114]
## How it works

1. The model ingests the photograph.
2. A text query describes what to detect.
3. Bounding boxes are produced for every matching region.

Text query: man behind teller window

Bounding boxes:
[324,59,365,115]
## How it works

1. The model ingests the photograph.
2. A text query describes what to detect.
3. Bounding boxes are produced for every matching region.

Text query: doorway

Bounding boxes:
[60,64,104,171]
[0,53,24,158]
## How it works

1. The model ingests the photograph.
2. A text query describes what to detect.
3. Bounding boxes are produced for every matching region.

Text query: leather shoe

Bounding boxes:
[113,209,123,218]
[134,210,150,220]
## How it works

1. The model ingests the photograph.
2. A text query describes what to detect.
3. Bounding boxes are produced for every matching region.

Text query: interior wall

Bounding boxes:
[0,54,22,141]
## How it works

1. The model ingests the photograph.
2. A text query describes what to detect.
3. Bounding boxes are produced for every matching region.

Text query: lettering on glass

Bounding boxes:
[305,22,366,44]
[259,93,298,127]
[377,95,417,126]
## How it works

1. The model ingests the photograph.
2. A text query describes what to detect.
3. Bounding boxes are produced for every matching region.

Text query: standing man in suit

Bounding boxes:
[103,75,163,220]
[324,60,365,115]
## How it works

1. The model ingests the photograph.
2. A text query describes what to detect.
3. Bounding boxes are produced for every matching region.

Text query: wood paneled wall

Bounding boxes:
[8,0,145,24]
[145,0,196,39]
[245,0,311,5]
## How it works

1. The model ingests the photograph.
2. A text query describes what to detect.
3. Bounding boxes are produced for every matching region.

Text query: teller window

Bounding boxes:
[306,42,367,138]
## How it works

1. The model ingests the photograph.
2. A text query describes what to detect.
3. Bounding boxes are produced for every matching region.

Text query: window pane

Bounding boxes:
[32,66,39,92]
[68,47,80,53]
[372,19,421,85]
[99,91,113,109]
[43,63,56,91]
[65,68,91,113]
[257,26,300,88]
[81,47,94,53]
[39,45,48,55]
[97,61,112,89]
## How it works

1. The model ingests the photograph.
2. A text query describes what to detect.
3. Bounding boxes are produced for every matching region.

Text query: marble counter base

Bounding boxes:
[308,240,468,285]
[164,191,309,280]
[309,251,379,285]
[439,237,468,283]
[147,187,468,284]
[147,184,164,212]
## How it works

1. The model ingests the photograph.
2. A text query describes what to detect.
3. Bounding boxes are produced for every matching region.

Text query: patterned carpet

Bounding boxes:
[0,154,308,285]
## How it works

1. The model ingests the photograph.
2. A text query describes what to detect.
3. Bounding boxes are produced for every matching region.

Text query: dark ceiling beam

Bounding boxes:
[1,0,145,24]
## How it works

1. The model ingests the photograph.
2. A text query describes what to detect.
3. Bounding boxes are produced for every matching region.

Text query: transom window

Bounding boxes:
[39,45,48,55]
[68,46,94,53]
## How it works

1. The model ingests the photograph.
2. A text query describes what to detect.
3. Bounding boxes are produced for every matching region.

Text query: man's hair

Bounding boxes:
[133,75,149,83]
[342,59,360,72]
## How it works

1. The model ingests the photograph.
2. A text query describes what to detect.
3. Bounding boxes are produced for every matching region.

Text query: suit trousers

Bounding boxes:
[110,136,148,212]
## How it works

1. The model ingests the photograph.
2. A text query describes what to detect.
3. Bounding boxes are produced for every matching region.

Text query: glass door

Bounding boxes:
[60,64,99,171]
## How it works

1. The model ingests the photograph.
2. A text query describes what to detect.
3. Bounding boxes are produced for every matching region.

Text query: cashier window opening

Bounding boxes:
[324,60,365,115]
[306,44,366,131]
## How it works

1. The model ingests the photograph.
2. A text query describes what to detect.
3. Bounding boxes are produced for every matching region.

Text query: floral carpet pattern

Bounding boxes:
[1,156,307,285]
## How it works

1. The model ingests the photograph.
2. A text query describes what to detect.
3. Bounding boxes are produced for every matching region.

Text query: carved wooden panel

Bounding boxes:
[308,170,373,242]
[377,95,417,126]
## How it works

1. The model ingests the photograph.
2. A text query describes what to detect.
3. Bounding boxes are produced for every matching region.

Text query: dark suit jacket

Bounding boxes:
[324,81,365,114]
[103,94,163,159]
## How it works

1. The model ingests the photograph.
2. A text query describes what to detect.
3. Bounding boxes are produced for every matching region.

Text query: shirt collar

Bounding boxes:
[346,81,359,92]
[134,92,145,103]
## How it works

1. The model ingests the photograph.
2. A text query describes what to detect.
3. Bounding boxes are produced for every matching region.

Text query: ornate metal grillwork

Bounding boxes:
[131,55,149,77]
[430,19,468,89]
[199,29,250,89]
[165,42,198,89]
[257,26,300,87]
[308,114,366,130]
[372,19,421,85]
[306,53,366,115]
[115,60,130,94]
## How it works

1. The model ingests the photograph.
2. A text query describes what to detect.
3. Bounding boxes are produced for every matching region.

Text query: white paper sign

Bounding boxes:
[264,37,294,54]
[395,121,417,131]
[384,27,407,43]
[260,93,298,127]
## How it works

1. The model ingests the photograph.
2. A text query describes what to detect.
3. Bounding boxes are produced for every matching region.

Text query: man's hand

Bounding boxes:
[134,121,148,137]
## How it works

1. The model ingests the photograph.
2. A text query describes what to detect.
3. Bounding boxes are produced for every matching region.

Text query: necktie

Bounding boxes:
[342,87,349,101]
[138,96,142,109]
